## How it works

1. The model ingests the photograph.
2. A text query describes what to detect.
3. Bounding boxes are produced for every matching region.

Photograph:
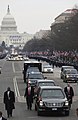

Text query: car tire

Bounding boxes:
[37,110,41,116]
[37,108,42,116]
[65,111,69,116]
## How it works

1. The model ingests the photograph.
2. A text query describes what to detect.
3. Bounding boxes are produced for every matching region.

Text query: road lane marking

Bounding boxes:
[12,62,22,73]
[12,62,15,73]
[13,76,26,102]
[13,76,20,97]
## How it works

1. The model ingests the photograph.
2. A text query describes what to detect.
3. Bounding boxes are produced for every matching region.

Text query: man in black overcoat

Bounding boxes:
[64,83,74,109]
[3,87,15,118]
[24,81,34,110]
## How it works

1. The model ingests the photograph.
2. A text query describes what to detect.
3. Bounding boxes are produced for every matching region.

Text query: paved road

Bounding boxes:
[0,59,78,120]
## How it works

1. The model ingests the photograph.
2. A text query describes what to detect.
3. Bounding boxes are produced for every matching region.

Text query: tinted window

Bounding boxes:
[27,67,39,73]
[65,69,77,74]
[29,73,44,79]
[39,82,55,86]
[41,89,64,99]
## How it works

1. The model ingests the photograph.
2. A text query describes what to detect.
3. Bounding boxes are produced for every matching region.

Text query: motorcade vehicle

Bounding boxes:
[63,68,78,83]
[25,66,40,81]
[26,66,40,73]
[34,79,55,95]
[42,64,53,73]
[35,86,69,116]
[60,66,74,79]
[23,60,42,82]
[26,72,46,87]
[36,79,55,87]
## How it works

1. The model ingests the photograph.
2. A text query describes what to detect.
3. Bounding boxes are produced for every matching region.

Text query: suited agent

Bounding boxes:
[3,87,15,118]
[0,111,7,120]
[64,83,74,109]
[76,108,78,116]
[24,81,34,110]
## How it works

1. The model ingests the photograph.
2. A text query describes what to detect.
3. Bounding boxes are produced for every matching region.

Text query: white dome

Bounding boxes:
[1,5,17,32]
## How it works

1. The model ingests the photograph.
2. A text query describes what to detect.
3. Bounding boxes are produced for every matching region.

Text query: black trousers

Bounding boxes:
[26,96,32,110]
[7,108,12,117]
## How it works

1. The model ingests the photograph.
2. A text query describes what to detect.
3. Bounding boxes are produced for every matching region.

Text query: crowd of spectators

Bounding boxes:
[49,50,78,65]
[29,50,78,67]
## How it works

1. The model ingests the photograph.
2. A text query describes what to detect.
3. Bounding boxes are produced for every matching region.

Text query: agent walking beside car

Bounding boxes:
[3,87,15,118]
[64,83,74,109]
[76,108,78,116]
[24,82,34,110]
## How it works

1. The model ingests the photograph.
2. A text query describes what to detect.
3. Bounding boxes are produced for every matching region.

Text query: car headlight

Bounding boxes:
[44,68,47,72]
[66,75,69,78]
[65,101,69,106]
[39,101,43,106]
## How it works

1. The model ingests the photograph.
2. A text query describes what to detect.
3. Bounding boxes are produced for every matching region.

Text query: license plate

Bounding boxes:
[52,108,57,111]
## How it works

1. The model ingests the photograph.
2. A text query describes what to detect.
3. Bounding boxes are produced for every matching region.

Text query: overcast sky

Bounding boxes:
[0,0,78,34]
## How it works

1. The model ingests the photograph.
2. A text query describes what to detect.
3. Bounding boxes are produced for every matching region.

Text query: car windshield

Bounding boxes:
[41,89,64,99]
[64,67,74,69]
[39,82,55,86]
[29,73,44,79]
[65,69,77,74]
[44,66,52,68]
[27,67,39,73]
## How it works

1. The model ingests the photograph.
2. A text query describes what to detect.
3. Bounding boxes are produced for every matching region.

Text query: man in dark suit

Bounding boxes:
[64,83,74,109]
[3,87,15,118]
[0,111,7,120]
[24,81,34,110]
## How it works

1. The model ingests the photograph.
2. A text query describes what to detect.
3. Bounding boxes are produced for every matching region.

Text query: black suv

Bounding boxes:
[60,66,74,79]
[63,68,78,83]
[34,79,55,95]
[35,86,69,116]
[26,72,46,87]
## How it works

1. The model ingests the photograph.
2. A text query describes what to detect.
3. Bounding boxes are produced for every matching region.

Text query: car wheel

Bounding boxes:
[37,108,42,116]
[37,110,41,116]
[65,111,69,116]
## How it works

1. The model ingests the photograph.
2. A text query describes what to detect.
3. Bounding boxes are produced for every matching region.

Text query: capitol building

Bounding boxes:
[0,5,33,48]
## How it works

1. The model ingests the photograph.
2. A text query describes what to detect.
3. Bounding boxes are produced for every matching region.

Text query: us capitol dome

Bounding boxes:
[0,5,33,48]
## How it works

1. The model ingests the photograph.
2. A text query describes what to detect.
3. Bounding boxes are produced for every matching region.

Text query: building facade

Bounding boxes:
[0,5,33,48]
[51,8,78,28]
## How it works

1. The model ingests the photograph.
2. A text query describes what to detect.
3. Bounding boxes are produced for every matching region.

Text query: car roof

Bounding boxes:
[40,86,62,89]
[28,71,42,74]
[24,60,40,63]
[64,68,77,71]
[37,79,54,83]
[62,66,74,68]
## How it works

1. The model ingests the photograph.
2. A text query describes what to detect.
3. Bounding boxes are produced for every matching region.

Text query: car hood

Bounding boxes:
[42,98,67,103]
